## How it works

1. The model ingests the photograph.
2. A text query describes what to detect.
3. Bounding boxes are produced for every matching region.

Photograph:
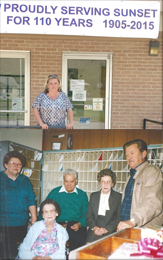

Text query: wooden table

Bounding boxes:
[69,228,141,259]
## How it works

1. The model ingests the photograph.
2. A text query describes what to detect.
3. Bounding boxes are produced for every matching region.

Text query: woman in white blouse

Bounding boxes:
[86,168,122,243]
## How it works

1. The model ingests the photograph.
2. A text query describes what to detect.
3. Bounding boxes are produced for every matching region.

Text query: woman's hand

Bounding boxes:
[40,123,49,129]
[94,227,108,236]
[99,227,108,235]
[66,123,73,129]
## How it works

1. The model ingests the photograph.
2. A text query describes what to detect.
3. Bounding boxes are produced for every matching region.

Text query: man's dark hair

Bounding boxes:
[3,150,26,169]
[97,168,116,187]
[123,139,147,161]
[39,198,61,218]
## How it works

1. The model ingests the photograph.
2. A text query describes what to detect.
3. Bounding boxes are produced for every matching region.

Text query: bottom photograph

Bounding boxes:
[0,128,163,260]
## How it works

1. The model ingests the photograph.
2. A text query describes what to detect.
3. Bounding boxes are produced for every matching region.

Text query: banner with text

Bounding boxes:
[0,1,161,38]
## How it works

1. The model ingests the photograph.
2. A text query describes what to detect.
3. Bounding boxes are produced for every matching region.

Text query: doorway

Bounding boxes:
[62,52,112,129]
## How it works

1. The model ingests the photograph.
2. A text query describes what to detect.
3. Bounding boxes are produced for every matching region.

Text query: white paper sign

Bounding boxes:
[72,90,86,101]
[93,98,103,111]
[12,98,22,110]
[0,1,160,39]
[70,79,85,91]
[52,143,61,150]
[23,168,33,178]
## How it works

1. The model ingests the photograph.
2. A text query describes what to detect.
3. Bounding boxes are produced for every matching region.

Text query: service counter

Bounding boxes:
[69,228,141,259]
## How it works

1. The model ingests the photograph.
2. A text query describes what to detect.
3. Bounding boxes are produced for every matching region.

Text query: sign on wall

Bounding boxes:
[93,98,103,111]
[0,1,161,38]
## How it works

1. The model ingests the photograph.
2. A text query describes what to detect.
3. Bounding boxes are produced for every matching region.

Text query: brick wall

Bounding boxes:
[0,32,162,129]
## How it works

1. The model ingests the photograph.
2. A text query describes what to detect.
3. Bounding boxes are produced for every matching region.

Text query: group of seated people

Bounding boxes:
[0,139,162,260]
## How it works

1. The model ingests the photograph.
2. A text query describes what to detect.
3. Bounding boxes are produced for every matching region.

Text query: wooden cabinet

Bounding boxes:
[70,228,141,259]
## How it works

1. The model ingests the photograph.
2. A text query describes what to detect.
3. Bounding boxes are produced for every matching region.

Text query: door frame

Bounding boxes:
[62,51,113,129]
[0,50,30,126]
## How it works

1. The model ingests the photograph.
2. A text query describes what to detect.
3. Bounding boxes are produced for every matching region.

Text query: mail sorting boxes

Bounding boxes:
[41,145,163,201]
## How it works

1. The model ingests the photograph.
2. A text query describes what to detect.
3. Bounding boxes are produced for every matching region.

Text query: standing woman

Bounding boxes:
[86,168,122,243]
[0,150,37,259]
[32,75,73,129]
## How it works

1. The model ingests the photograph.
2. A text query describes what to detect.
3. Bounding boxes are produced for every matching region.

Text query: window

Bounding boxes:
[0,51,30,126]
[62,52,113,129]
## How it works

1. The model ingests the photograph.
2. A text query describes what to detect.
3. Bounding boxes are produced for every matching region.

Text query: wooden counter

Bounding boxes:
[69,228,141,259]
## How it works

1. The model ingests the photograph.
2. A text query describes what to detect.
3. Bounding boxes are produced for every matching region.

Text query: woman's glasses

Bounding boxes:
[43,209,56,215]
[9,161,22,167]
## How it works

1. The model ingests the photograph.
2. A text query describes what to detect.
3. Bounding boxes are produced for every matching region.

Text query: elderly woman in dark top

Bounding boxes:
[86,168,122,243]
[18,199,69,259]
[32,74,73,129]
[0,150,37,260]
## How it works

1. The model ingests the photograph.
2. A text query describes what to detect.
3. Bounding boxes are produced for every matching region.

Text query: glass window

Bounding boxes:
[68,59,106,129]
[62,52,112,129]
[0,51,30,126]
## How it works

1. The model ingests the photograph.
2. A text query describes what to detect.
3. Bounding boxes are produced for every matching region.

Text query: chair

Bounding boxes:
[59,221,70,260]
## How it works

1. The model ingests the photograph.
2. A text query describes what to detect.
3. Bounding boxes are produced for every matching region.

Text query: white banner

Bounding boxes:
[0,1,160,38]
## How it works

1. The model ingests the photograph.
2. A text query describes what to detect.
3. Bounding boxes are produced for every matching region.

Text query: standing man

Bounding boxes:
[46,169,88,251]
[117,139,163,231]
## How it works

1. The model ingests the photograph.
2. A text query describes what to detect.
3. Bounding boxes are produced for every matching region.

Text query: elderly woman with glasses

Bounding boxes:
[32,74,73,129]
[0,150,37,260]
[18,199,69,260]
[86,168,122,243]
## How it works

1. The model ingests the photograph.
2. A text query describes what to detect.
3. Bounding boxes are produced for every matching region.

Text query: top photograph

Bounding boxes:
[0,0,162,130]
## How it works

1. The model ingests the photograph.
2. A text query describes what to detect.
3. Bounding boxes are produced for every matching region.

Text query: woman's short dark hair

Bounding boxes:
[3,150,26,169]
[97,168,116,187]
[39,199,61,218]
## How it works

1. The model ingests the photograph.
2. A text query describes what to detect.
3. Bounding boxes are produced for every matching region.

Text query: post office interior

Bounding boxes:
[0,128,162,206]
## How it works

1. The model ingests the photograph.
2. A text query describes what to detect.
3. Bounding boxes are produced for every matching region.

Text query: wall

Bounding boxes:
[72,129,163,149]
[0,128,43,150]
[0,33,162,129]
[42,129,163,151]
[1,128,162,152]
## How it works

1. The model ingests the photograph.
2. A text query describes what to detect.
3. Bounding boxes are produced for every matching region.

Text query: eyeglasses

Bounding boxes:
[9,161,22,167]
[48,74,58,78]
[43,209,56,214]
